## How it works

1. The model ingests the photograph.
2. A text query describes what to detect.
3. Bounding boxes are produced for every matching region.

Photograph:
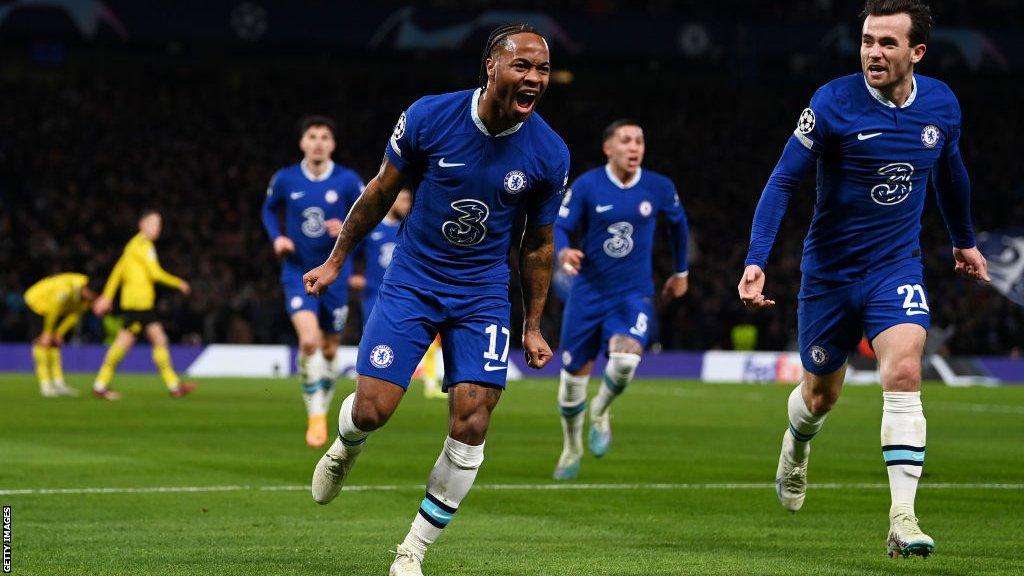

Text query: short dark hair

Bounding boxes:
[860,0,933,45]
[478,23,543,88]
[298,115,336,138]
[139,208,160,220]
[603,119,643,142]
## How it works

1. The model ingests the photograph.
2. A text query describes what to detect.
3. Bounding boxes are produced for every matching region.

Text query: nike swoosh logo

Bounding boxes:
[912,453,924,460]
[438,158,465,168]
[906,310,929,316]
[595,204,613,213]
[483,362,506,372]
[290,192,305,199]
[857,132,883,141]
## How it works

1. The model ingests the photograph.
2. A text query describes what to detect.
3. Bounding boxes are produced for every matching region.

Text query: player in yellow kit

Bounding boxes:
[91,210,196,400]
[24,272,100,397]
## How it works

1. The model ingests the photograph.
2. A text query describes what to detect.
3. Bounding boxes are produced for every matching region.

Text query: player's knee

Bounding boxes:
[298,338,319,357]
[351,395,393,431]
[884,358,921,392]
[806,388,839,416]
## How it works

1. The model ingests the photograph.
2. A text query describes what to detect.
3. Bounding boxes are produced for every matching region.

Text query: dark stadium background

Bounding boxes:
[1,0,1021,356]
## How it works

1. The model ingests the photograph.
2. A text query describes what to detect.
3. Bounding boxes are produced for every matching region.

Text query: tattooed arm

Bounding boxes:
[519,223,555,368]
[304,156,406,295]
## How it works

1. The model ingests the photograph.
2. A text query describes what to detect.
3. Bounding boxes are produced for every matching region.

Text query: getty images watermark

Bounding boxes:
[2,505,10,573]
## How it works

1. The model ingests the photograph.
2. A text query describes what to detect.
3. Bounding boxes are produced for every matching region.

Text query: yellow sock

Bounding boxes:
[47,348,65,385]
[32,345,52,389]
[95,342,127,389]
[152,345,180,390]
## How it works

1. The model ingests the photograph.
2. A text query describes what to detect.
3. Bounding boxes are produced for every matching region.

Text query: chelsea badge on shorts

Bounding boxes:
[809,345,828,366]
[370,344,395,369]
[504,170,527,194]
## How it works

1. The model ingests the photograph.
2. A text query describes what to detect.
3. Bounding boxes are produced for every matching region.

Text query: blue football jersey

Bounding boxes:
[556,165,688,297]
[384,88,570,294]
[746,74,975,290]
[359,217,401,294]
[261,161,364,274]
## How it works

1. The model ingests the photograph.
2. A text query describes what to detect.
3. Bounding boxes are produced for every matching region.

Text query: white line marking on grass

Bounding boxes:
[934,403,1024,415]
[2,482,1021,496]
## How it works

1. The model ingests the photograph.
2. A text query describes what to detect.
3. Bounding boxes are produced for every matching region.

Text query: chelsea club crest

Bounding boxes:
[504,170,527,194]
[920,125,940,148]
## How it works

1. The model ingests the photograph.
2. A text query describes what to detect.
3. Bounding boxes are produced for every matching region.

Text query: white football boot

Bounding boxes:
[389,544,424,576]
[775,430,808,512]
[52,382,80,397]
[552,449,581,480]
[887,504,934,558]
[311,437,360,504]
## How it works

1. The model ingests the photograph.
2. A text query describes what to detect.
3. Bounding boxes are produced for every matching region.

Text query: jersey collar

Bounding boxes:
[471,88,523,138]
[863,75,917,109]
[301,159,335,182]
[604,163,642,189]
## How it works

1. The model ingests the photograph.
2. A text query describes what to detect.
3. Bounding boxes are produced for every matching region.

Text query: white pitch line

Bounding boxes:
[1,482,1021,497]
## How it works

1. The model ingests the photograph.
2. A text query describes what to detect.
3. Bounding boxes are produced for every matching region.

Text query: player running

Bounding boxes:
[91,210,196,399]
[552,120,690,480]
[737,0,989,559]
[302,24,568,576]
[24,272,100,397]
[349,189,444,399]
[262,116,364,448]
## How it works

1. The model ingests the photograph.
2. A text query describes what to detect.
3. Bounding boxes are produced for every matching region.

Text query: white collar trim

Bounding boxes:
[301,159,335,182]
[471,88,523,138]
[863,75,917,109]
[605,163,642,189]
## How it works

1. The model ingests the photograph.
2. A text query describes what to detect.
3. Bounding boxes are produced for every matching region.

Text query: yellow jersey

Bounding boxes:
[24,273,89,334]
[102,233,184,311]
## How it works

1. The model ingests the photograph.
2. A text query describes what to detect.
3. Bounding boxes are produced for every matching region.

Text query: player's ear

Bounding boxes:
[486,57,496,82]
[602,139,612,158]
[910,43,926,64]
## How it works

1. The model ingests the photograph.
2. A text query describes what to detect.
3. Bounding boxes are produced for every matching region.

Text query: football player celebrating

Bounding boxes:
[738,0,988,558]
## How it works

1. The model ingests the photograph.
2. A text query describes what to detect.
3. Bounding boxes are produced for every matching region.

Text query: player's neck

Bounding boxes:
[879,73,915,108]
[607,163,639,188]
[302,158,332,179]
[477,90,519,135]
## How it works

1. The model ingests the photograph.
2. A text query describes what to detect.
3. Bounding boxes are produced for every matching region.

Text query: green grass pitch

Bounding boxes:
[1,374,1023,575]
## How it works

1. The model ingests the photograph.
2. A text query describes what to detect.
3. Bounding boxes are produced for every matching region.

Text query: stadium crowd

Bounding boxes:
[1,49,1021,356]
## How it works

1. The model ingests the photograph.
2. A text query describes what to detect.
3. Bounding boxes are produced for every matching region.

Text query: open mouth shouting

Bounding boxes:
[866,63,887,82]
[513,89,540,115]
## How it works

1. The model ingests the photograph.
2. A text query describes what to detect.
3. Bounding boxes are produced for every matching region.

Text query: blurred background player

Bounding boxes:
[553,119,690,480]
[349,189,444,399]
[303,23,568,576]
[738,0,989,559]
[91,209,195,399]
[262,115,364,448]
[24,272,99,397]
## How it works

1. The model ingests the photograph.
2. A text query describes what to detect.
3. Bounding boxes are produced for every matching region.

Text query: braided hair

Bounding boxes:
[478,23,542,88]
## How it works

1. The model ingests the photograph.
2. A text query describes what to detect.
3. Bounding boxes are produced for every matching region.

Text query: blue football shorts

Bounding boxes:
[559,289,653,373]
[282,264,349,334]
[798,259,930,375]
[357,280,512,390]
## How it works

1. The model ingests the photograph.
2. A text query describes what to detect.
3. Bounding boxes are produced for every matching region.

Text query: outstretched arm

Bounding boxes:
[304,156,406,295]
[519,223,554,369]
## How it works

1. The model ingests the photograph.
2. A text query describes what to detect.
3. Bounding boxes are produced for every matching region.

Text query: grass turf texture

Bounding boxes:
[1,374,1023,575]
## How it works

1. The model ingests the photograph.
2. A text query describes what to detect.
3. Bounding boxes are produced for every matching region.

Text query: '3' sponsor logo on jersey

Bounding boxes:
[870,162,914,206]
